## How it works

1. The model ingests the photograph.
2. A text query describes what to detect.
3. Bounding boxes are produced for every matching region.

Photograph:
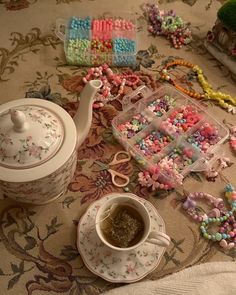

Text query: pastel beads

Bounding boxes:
[114,19,135,31]
[91,39,112,53]
[147,95,176,117]
[92,18,113,40]
[164,146,197,172]
[144,3,192,49]
[135,130,173,157]
[117,114,149,139]
[187,123,221,152]
[70,17,91,30]
[113,55,136,67]
[67,39,90,52]
[113,38,136,53]
[65,16,136,67]
[161,105,202,135]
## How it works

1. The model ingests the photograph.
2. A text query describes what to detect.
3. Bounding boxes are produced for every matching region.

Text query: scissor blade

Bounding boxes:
[94,161,107,170]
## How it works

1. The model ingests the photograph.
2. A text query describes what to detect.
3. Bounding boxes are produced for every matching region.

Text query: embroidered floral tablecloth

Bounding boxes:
[0,1,235,294]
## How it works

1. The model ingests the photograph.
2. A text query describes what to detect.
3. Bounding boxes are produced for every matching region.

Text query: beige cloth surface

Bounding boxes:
[102,262,236,295]
[0,0,236,295]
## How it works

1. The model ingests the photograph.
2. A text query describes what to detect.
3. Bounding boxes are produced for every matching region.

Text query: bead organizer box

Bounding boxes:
[55,13,137,67]
[112,85,229,188]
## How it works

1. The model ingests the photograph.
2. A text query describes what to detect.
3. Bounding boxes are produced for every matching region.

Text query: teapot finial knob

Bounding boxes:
[10,109,29,132]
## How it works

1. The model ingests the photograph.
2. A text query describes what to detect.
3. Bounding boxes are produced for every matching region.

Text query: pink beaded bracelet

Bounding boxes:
[82,64,140,108]
[182,191,225,222]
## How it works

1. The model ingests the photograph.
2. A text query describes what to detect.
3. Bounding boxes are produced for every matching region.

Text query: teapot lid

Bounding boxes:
[0,103,63,169]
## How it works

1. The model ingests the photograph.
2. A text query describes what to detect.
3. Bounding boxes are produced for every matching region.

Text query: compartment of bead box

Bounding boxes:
[154,141,202,175]
[184,114,229,153]
[55,12,137,67]
[112,85,229,184]
[130,122,174,159]
[159,99,205,138]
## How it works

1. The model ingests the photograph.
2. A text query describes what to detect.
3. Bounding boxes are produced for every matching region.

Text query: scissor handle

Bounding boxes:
[108,169,130,187]
[109,151,131,166]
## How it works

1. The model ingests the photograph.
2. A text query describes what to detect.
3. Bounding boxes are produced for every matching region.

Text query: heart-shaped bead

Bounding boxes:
[219,239,228,249]
[227,243,235,250]
[202,214,208,221]
[208,208,221,218]
[183,198,196,210]
[214,198,224,208]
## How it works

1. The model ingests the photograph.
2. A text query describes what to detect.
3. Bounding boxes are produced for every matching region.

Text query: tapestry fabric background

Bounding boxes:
[0,0,235,294]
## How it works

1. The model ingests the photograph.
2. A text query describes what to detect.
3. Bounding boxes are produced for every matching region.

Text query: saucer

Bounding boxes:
[77,193,168,283]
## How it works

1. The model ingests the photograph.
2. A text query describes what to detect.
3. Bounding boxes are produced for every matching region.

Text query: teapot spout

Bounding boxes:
[73,80,102,148]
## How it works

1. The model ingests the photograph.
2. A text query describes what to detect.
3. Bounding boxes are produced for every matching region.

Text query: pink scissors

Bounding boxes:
[93,151,131,187]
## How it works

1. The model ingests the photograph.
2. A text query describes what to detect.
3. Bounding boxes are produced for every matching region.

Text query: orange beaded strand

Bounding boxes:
[160,59,236,114]
[160,60,204,99]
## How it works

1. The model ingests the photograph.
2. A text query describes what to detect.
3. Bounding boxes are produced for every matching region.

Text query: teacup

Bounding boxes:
[95,193,170,251]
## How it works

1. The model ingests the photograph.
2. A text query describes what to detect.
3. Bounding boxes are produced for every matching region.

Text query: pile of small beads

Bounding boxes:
[113,38,136,53]
[143,3,191,49]
[135,130,173,157]
[65,16,136,66]
[91,39,112,53]
[138,158,184,190]
[117,114,149,139]
[187,123,221,152]
[82,64,140,108]
[69,16,91,37]
[92,18,113,40]
[164,146,197,172]
[161,105,202,136]
[113,19,135,31]
[147,95,176,117]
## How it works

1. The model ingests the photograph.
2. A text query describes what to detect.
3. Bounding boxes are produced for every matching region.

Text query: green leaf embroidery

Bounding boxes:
[18,261,24,273]
[60,245,79,261]
[24,236,37,250]
[10,263,18,273]
[8,274,21,290]
[171,238,185,253]
[46,225,57,236]
[148,44,158,55]
[102,128,118,145]
[46,217,63,237]
[61,196,75,208]
[51,217,58,226]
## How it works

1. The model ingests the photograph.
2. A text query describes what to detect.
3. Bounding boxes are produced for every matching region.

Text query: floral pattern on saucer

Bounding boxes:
[77,193,168,283]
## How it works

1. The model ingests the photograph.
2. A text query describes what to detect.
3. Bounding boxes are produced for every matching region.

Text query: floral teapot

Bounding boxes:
[0,80,102,205]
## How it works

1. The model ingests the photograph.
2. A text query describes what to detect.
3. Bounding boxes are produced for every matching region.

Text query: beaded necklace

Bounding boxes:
[82,64,140,108]
[182,184,236,249]
[160,60,236,114]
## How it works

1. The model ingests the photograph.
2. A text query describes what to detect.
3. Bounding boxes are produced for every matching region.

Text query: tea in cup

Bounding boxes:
[95,194,170,251]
